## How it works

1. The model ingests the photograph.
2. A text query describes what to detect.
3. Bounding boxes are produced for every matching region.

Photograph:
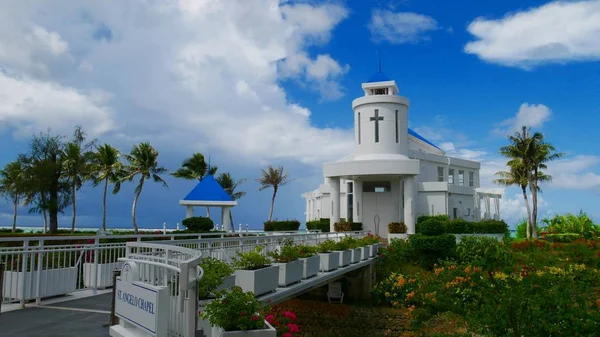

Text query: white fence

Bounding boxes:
[0,231,362,306]
[112,242,202,337]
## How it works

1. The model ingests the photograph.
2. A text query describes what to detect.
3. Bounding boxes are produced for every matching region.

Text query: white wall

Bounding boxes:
[417,191,447,217]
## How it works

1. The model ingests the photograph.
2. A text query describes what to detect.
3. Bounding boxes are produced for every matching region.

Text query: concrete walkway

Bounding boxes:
[0,294,111,337]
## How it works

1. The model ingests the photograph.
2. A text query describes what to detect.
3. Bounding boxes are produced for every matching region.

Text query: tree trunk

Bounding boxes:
[521,186,533,239]
[531,168,539,238]
[42,209,48,233]
[206,206,210,218]
[230,211,235,233]
[71,184,77,233]
[102,178,109,231]
[268,187,278,222]
[132,179,144,234]
[12,196,18,233]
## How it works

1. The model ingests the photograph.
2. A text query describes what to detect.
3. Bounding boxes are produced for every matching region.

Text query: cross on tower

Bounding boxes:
[370,109,383,143]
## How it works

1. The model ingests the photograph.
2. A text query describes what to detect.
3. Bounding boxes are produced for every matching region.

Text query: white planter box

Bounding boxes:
[210,320,276,337]
[2,267,77,301]
[274,260,303,287]
[83,262,123,289]
[372,243,379,256]
[301,255,320,279]
[235,266,279,296]
[367,245,375,257]
[350,248,361,264]
[454,233,504,243]
[359,246,369,260]
[318,252,339,272]
[213,274,236,294]
[388,233,409,241]
[336,250,352,267]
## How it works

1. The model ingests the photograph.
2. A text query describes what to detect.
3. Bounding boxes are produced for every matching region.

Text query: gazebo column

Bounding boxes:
[403,176,416,234]
[329,177,341,232]
[186,206,194,219]
[222,207,232,232]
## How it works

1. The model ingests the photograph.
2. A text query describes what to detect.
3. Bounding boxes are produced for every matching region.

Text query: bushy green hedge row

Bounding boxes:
[417,214,450,224]
[182,216,214,231]
[333,221,363,232]
[544,233,581,243]
[416,217,508,234]
[306,218,330,232]
[263,220,301,231]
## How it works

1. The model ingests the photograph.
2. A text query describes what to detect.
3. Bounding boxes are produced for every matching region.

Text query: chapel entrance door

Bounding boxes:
[362,192,393,238]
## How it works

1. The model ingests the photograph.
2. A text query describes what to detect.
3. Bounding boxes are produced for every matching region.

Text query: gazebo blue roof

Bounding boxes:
[182,175,233,202]
[408,128,443,151]
[366,71,391,83]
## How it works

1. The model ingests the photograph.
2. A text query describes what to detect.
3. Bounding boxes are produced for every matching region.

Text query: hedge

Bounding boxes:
[409,233,456,269]
[182,216,214,231]
[306,218,330,232]
[333,221,363,232]
[416,218,508,235]
[417,214,449,224]
[263,220,301,231]
[388,222,407,234]
[544,233,581,243]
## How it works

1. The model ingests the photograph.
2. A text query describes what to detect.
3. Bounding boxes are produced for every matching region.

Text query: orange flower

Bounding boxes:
[397,276,406,287]
[596,298,600,308]
[406,292,415,300]
[408,278,416,284]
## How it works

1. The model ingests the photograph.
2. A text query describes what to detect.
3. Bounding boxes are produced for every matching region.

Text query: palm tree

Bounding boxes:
[493,160,532,238]
[172,153,217,217]
[90,144,124,231]
[123,142,168,233]
[216,172,246,231]
[257,165,291,222]
[0,160,26,232]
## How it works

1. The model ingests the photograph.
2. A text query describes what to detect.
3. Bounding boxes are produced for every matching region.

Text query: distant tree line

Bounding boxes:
[0,126,291,234]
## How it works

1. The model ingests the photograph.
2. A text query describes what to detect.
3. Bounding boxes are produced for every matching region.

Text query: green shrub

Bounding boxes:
[417,214,449,224]
[544,233,581,243]
[181,216,214,231]
[351,222,363,231]
[409,233,456,269]
[233,246,271,270]
[541,211,600,238]
[388,222,407,233]
[516,219,528,239]
[198,257,234,299]
[306,218,330,232]
[267,240,300,263]
[455,236,509,265]
[0,228,24,234]
[263,220,300,231]
[417,219,446,236]
[444,219,469,234]
[316,240,336,253]
[375,238,415,279]
[471,220,508,234]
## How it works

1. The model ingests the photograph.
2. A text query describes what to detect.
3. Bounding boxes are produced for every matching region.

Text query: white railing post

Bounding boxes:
[93,237,100,294]
[35,240,44,305]
[19,240,29,308]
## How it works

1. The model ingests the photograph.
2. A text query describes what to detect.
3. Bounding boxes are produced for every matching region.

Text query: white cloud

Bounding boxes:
[493,103,552,135]
[547,155,600,189]
[465,0,600,67]
[369,9,439,44]
[0,0,354,164]
[500,191,548,227]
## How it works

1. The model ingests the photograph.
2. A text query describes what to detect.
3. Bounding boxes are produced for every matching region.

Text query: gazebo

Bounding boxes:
[178,175,237,232]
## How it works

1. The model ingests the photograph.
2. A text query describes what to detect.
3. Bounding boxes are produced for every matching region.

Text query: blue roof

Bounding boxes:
[367,71,391,83]
[408,128,443,151]
[182,175,233,202]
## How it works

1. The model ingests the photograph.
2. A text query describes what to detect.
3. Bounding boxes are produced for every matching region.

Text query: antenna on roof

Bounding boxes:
[377,49,382,73]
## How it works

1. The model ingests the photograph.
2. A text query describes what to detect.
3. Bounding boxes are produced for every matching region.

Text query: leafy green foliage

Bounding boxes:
[443,219,469,234]
[233,246,272,270]
[375,238,415,280]
[544,233,581,243]
[306,218,330,232]
[417,215,449,224]
[416,219,446,236]
[295,244,317,258]
[201,286,270,331]
[263,220,300,231]
[541,211,599,238]
[316,240,336,253]
[198,257,234,299]
[515,219,527,239]
[362,233,381,245]
[388,222,407,233]
[409,233,456,269]
[268,240,300,263]
[181,216,214,231]
[333,220,351,232]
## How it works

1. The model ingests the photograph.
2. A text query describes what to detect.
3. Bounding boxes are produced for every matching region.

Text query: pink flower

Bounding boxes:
[265,314,275,324]
[284,310,297,320]
[287,323,300,333]
[283,333,293,337]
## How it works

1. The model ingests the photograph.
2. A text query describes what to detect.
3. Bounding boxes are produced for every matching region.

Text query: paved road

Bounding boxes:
[0,294,112,337]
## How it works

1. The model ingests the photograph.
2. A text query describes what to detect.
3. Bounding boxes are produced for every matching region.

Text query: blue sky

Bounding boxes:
[1,0,600,230]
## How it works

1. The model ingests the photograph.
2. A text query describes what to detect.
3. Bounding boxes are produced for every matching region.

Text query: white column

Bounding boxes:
[494,196,500,220]
[353,179,363,223]
[391,179,399,222]
[305,198,310,222]
[222,207,231,232]
[485,196,491,220]
[403,176,416,234]
[329,177,341,232]
[186,205,194,219]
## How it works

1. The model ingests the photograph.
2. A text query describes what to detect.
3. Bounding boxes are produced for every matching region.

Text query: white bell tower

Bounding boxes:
[351,71,410,158]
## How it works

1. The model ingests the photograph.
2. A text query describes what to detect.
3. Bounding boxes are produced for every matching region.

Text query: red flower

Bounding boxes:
[283,333,293,337]
[240,311,245,317]
[287,323,300,333]
[265,314,275,324]
[251,315,259,321]
[284,310,297,320]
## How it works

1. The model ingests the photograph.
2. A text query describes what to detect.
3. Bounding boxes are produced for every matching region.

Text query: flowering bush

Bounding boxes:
[233,245,272,270]
[295,244,317,258]
[361,233,381,245]
[266,309,300,337]
[200,286,270,331]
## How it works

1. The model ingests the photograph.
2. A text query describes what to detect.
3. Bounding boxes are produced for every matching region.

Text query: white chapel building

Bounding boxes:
[302,71,501,237]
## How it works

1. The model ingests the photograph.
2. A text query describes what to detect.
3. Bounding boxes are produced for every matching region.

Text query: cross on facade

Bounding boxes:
[370,109,383,143]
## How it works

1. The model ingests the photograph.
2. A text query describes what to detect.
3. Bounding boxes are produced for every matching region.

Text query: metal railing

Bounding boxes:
[115,242,202,337]
[0,231,363,307]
